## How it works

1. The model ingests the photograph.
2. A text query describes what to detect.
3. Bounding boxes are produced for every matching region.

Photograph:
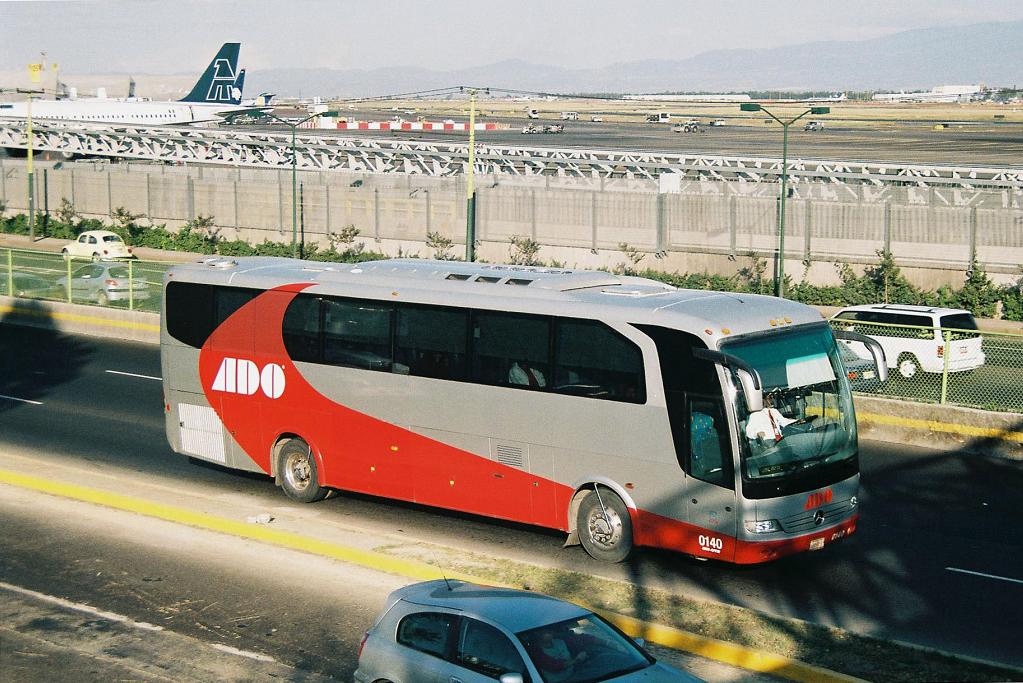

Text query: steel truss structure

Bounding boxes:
[3,120,1023,192]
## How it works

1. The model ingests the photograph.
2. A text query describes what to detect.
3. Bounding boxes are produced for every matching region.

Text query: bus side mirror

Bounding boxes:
[736,368,763,412]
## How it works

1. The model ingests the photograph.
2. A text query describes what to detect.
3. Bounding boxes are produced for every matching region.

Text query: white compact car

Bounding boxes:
[356,580,703,683]
[62,230,134,261]
[831,304,984,379]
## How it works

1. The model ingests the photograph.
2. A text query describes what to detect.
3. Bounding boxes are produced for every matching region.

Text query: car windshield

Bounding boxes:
[517,615,651,683]
[721,323,857,483]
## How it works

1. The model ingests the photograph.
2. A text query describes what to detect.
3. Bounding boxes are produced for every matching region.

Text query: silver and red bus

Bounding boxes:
[161,257,886,564]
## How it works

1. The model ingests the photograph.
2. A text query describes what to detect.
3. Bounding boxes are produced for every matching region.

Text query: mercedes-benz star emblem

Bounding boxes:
[813,510,825,526]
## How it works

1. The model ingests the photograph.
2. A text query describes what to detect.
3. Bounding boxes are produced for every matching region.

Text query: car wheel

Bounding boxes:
[897,353,920,379]
[91,252,101,262]
[61,248,71,260]
[577,486,633,563]
[96,290,108,305]
[277,438,327,503]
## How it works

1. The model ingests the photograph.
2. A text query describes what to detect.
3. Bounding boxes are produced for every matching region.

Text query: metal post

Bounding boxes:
[128,259,134,311]
[146,173,153,220]
[729,194,737,255]
[777,123,789,298]
[655,192,666,252]
[591,191,598,252]
[968,207,978,266]
[43,168,49,233]
[940,329,951,404]
[465,88,478,262]
[291,125,298,258]
[65,256,71,302]
[373,187,380,241]
[883,201,892,253]
[425,189,431,235]
[299,181,305,259]
[6,249,12,296]
[27,93,35,241]
[804,196,812,258]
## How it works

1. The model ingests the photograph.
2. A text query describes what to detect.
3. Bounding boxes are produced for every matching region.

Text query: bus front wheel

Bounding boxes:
[277,438,327,503]
[577,487,633,563]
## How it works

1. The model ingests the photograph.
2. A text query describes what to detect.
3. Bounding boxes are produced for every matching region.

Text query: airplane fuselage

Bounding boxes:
[0,99,236,125]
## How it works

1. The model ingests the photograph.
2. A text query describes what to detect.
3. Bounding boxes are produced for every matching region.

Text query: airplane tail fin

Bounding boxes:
[180,43,242,105]
[233,69,246,100]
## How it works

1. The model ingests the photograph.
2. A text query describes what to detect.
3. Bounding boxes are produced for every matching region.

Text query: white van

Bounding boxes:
[831,304,984,379]
[560,111,579,120]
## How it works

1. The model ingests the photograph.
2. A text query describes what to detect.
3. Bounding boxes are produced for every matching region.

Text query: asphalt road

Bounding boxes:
[0,323,1021,669]
[256,111,1023,168]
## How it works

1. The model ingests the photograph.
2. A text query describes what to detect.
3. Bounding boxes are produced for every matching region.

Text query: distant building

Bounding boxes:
[872,85,984,103]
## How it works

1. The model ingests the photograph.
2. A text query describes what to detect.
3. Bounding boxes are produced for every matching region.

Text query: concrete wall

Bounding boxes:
[4,159,1022,288]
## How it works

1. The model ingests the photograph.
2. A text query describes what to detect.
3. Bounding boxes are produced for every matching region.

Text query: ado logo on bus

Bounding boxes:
[210,357,286,399]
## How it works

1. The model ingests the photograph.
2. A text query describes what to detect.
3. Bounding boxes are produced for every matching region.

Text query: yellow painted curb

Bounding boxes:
[593,611,866,683]
[0,303,161,332]
[0,468,864,682]
[858,410,1023,444]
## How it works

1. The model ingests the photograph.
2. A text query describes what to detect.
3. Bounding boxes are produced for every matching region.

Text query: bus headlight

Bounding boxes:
[745,519,782,534]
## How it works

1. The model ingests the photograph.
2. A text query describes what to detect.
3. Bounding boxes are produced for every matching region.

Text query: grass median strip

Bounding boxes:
[3,468,1019,682]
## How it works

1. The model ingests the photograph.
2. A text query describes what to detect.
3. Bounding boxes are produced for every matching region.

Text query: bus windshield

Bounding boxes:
[721,324,857,488]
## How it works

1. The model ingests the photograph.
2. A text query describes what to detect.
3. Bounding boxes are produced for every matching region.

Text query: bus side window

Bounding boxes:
[471,311,550,390]
[322,298,394,372]
[688,398,733,489]
[554,319,645,403]
[282,294,322,363]
[395,304,469,380]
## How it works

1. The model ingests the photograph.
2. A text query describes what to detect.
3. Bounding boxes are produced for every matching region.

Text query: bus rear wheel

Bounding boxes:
[577,487,633,563]
[277,438,327,503]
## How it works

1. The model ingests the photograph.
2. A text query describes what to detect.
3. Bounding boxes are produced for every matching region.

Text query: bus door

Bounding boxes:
[684,395,737,560]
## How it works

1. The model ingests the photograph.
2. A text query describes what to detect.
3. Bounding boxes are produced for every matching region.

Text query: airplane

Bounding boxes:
[0,43,270,126]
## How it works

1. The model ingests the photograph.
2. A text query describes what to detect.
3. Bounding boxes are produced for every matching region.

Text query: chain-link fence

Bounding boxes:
[828,318,1023,413]
[2,248,169,314]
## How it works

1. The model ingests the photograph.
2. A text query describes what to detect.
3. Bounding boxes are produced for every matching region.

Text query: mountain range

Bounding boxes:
[247,20,1023,98]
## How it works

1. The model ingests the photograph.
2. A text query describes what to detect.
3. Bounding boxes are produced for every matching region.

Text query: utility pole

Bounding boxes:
[464,87,479,262]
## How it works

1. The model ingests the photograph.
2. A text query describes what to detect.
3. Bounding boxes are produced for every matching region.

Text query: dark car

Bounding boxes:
[356,580,703,683]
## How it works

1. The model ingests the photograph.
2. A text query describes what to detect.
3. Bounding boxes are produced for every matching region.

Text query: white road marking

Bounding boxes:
[210,643,277,663]
[0,580,163,631]
[106,370,162,381]
[0,394,42,405]
[946,567,1023,585]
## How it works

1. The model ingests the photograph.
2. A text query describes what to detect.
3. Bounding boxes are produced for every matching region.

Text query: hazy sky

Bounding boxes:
[4,0,1023,74]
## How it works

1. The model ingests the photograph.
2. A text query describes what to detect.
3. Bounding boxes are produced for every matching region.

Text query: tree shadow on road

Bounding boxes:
[0,298,93,415]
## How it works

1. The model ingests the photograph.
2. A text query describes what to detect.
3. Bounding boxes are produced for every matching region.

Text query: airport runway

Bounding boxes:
[256,111,1023,168]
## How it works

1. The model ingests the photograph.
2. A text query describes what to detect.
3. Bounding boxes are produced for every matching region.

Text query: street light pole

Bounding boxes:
[27,91,35,242]
[262,111,329,258]
[739,103,829,298]
[465,87,478,262]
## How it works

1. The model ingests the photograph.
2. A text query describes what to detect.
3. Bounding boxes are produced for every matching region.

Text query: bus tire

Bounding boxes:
[277,438,327,503]
[577,487,633,563]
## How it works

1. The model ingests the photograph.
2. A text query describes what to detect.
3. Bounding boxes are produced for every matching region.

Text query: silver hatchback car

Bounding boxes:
[355,580,703,683]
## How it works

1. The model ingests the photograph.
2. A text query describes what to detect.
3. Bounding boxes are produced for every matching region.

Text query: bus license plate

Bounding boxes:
[809,538,825,551]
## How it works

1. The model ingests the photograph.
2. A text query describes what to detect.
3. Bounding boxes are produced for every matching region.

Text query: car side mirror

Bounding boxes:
[499,674,524,683]
[633,637,646,649]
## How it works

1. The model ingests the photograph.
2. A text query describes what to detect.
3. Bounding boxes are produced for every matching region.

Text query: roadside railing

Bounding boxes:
[4,246,1022,413]
[828,318,1023,413]
[2,247,171,314]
